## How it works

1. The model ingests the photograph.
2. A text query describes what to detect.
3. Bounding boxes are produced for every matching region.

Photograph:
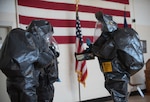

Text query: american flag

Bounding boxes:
[17,0,131,86]
[17,0,131,44]
[75,6,87,86]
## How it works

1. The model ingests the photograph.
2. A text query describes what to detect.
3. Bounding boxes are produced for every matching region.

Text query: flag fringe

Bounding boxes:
[75,70,87,87]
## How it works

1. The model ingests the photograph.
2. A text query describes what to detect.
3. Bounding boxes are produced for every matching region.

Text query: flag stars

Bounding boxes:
[76,14,83,44]
[76,10,87,87]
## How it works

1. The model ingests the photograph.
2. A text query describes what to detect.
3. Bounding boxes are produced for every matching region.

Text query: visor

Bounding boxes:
[93,21,102,42]
[49,37,59,53]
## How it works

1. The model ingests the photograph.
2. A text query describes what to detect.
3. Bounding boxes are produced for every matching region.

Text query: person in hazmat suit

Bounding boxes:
[76,11,144,102]
[26,20,60,102]
[0,19,59,102]
[36,38,59,102]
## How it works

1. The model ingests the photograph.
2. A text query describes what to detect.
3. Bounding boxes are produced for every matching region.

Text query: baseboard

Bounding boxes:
[81,96,112,102]
[81,89,146,102]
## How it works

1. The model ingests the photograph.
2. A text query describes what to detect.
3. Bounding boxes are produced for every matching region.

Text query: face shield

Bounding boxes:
[49,36,59,54]
[43,32,53,45]
[26,19,54,46]
[32,25,53,46]
[93,21,102,43]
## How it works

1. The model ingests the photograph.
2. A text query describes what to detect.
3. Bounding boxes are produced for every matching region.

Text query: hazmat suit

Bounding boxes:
[0,20,59,102]
[75,11,144,102]
[92,11,144,102]
[26,20,60,102]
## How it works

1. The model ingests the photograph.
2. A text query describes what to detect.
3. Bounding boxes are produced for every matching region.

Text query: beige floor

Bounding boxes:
[106,94,150,102]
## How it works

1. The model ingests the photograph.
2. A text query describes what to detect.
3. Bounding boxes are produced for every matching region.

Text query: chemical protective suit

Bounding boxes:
[76,11,144,102]
[26,20,60,102]
[92,11,144,102]
[36,38,59,102]
[0,20,59,102]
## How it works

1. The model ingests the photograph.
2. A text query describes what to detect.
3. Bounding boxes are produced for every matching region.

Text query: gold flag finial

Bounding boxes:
[75,0,80,11]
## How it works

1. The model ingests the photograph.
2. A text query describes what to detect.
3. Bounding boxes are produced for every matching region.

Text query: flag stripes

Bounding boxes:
[105,0,129,4]
[19,15,95,28]
[19,15,130,28]
[75,9,87,86]
[18,0,130,17]
[17,0,131,44]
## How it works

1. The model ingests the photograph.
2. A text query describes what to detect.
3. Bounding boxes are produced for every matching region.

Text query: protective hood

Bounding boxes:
[26,20,55,51]
[26,19,53,35]
[95,11,118,32]
[26,20,54,45]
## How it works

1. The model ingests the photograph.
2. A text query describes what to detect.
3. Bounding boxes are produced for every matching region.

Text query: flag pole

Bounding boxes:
[75,1,81,102]
[15,0,19,27]
[124,5,126,11]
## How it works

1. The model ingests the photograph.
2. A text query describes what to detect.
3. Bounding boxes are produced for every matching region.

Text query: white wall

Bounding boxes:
[0,0,17,28]
[0,0,150,102]
[129,0,150,90]
[0,0,16,102]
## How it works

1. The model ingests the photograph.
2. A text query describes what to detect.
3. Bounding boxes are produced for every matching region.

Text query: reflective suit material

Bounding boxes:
[37,84,54,102]
[91,11,144,102]
[26,19,59,102]
[93,30,130,102]
[36,50,58,102]
[113,28,144,75]
[0,20,58,102]
[0,28,39,102]
[93,28,144,75]
[95,11,118,32]
[36,43,59,102]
